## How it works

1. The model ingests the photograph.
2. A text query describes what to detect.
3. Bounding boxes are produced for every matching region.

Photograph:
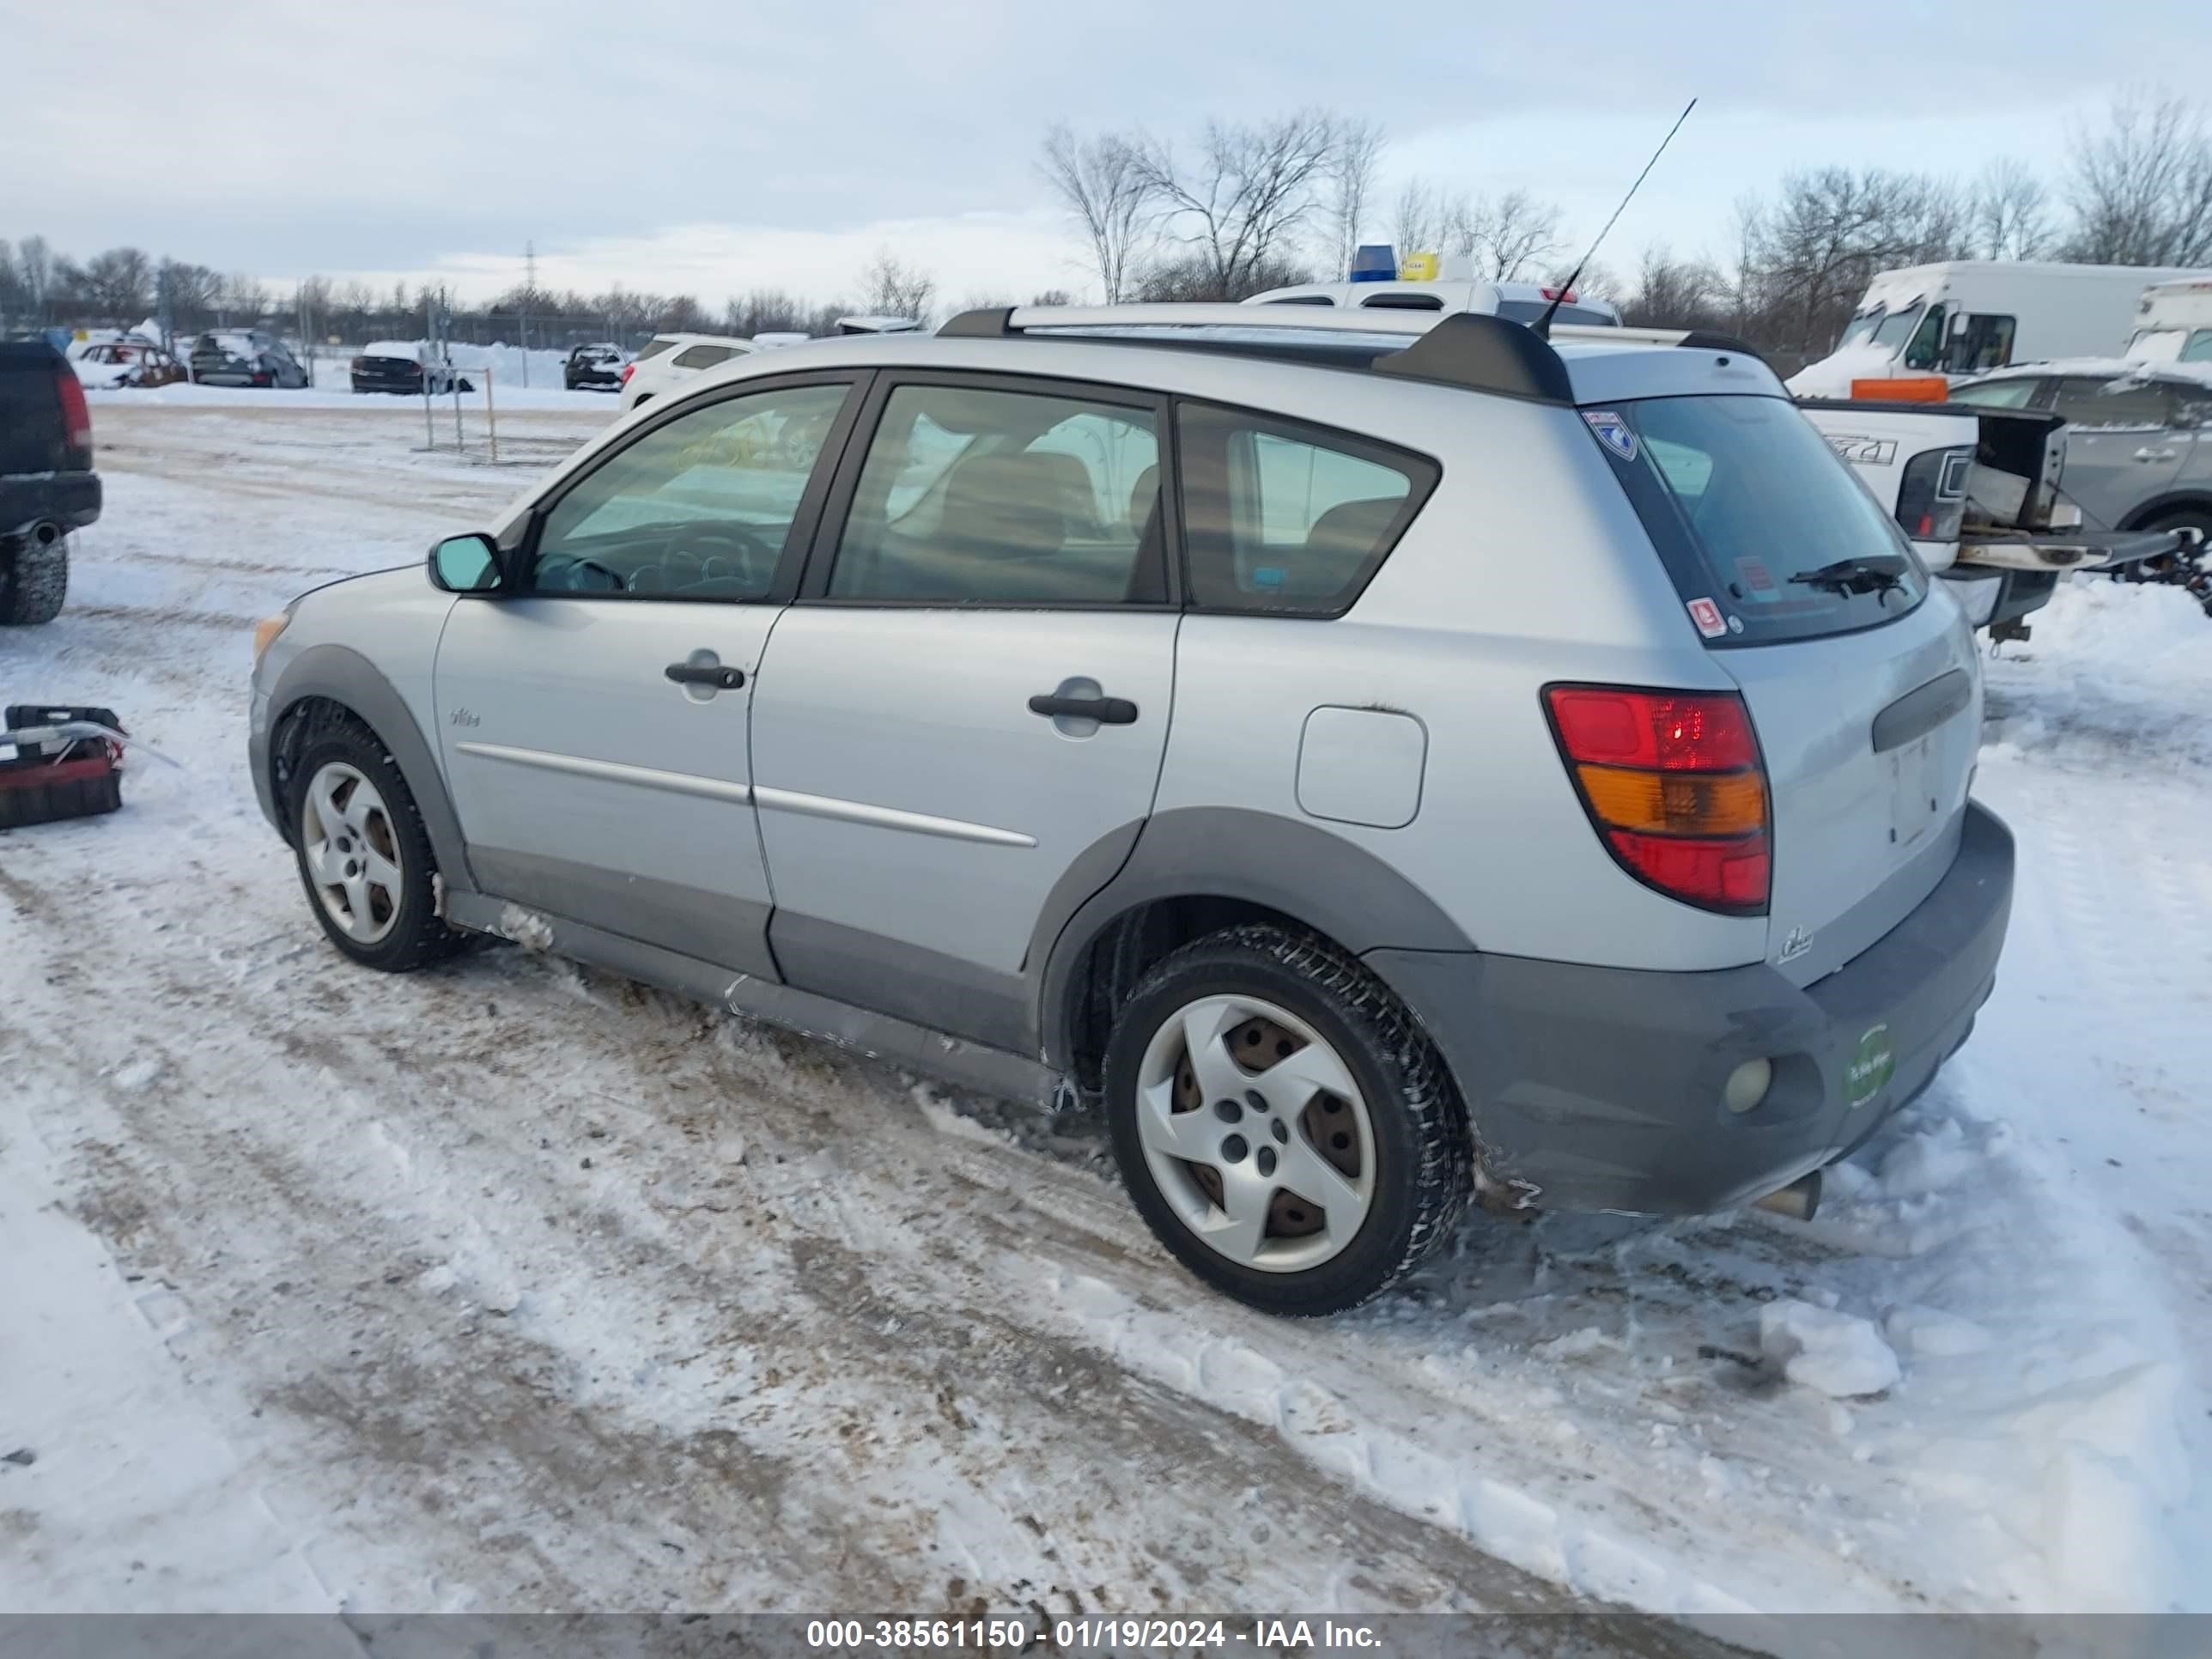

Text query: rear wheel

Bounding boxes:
[1103,925,1473,1316]
[289,719,467,972]
[0,533,68,626]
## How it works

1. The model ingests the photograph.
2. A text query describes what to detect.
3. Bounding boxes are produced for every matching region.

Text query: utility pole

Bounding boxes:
[520,240,536,387]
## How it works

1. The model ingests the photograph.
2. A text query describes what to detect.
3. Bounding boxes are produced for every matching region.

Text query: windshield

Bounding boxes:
[1589,395,1927,646]
[1837,308,1883,348]
[1869,305,1923,350]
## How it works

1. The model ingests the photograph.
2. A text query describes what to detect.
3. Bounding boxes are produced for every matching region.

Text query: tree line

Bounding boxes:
[8,88,2209,362]
[1040,87,2212,359]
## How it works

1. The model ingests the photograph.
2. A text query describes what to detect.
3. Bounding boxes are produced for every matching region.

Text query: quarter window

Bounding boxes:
[1176,401,1436,615]
[827,384,1163,605]
[526,382,850,599]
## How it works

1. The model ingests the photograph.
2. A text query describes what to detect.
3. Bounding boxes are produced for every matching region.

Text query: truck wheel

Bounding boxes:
[289,718,469,973]
[1102,925,1473,1316]
[0,532,68,626]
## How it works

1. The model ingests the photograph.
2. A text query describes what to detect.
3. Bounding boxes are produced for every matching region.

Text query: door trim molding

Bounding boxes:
[455,740,755,805]
[752,784,1036,848]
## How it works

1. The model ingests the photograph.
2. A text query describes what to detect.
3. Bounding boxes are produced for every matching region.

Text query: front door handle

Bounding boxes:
[665,661,744,690]
[2133,447,2179,463]
[1029,692,1138,725]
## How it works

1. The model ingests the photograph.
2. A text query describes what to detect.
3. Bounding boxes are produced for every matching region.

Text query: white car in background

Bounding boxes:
[1246,278,1624,327]
[618,333,758,410]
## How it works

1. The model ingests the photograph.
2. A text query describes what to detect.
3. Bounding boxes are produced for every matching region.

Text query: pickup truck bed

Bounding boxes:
[1,339,100,625]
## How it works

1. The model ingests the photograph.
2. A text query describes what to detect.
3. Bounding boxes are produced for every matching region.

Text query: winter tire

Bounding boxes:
[1103,924,1473,1316]
[290,717,467,972]
[0,534,69,626]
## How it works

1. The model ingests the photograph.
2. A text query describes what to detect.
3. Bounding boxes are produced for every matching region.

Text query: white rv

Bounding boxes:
[2124,278,2212,363]
[1788,261,2212,397]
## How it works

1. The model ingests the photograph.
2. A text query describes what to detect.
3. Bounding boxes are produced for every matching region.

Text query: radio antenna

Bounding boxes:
[1534,97,1697,338]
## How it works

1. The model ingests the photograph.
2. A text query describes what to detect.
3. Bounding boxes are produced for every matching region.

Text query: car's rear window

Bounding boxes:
[1590,395,1928,645]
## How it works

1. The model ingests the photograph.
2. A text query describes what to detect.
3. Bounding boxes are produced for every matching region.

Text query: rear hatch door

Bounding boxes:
[1589,392,1981,985]
[0,343,70,476]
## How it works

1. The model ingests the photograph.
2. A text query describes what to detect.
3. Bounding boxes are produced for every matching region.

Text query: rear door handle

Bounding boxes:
[1028,693,1138,725]
[665,661,744,690]
[2133,447,2179,463]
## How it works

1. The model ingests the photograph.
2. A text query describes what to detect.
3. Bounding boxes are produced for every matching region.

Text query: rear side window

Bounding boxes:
[1594,395,1928,645]
[673,344,733,370]
[1176,401,1437,616]
[2051,376,2172,430]
[1951,377,2043,410]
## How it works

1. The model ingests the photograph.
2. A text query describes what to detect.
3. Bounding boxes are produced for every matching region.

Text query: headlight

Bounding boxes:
[252,611,291,664]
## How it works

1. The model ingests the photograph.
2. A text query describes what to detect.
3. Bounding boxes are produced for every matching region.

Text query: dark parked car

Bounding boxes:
[189,331,308,388]
[1,339,100,624]
[350,342,468,395]
[563,343,625,391]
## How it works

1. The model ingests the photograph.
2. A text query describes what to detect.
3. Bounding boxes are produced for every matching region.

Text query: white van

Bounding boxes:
[1788,261,2212,397]
[1246,277,1623,328]
[2124,279,2212,364]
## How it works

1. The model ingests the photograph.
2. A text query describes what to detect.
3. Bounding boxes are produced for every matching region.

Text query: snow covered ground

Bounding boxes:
[2,403,2208,1633]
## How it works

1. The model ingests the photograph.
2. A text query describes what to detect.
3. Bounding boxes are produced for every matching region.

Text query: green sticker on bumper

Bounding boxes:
[1844,1023,1895,1108]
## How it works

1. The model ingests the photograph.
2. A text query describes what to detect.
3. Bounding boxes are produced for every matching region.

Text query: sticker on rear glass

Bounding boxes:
[1734,556,1781,604]
[1583,410,1638,461]
[1686,597,1728,638]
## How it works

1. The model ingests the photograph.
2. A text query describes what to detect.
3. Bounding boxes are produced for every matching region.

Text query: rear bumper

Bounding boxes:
[1,471,101,538]
[1370,800,2014,1215]
[1940,564,2057,631]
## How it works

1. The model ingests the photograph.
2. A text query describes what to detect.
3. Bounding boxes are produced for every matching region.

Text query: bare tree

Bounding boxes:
[1322,118,1386,276]
[1390,179,1447,258]
[2063,88,2212,265]
[1620,245,1727,331]
[1132,109,1343,299]
[1475,190,1566,282]
[16,234,54,324]
[856,247,937,320]
[82,247,154,319]
[1039,125,1155,303]
[1738,167,1969,354]
[1970,158,2057,260]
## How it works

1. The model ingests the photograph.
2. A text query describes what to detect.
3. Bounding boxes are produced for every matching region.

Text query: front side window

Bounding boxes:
[527,381,850,599]
[2183,330,2212,363]
[1945,313,2015,374]
[1902,304,1948,371]
[1950,376,2043,410]
[2051,375,2172,431]
[827,383,1162,605]
[1176,401,1436,616]
[1595,394,1929,644]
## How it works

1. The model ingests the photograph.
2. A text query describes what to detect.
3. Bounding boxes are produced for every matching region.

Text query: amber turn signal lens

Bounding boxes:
[1575,763,1767,837]
[252,612,290,663]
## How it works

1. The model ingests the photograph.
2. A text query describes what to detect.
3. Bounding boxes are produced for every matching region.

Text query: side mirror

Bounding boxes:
[428,532,503,593]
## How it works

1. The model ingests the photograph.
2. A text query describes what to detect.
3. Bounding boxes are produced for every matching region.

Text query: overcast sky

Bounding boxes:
[12,1,2204,307]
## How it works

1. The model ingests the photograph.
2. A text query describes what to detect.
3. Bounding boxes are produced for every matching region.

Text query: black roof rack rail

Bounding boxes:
[1369,312,1574,404]
[931,303,1579,404]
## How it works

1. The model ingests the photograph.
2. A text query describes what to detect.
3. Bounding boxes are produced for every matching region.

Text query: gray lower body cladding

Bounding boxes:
[1370,801,2014,1215]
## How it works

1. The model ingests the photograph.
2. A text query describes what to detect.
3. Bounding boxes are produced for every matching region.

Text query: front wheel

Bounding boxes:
[289,718,468,972]
[1103,925,1473,1316]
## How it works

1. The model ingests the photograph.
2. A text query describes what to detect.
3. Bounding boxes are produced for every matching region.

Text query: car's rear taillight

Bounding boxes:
[53,365,93,457]
[620,362,635,384]
[1544,685,1770,915]
[1895,445,1972,543]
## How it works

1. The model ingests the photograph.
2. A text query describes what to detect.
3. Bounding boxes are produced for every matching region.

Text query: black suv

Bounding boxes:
[564,343,625,391]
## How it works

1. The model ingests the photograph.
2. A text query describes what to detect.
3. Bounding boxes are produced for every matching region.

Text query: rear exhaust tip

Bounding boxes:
[27,521,62,548]
[1751,1170,1822,1222]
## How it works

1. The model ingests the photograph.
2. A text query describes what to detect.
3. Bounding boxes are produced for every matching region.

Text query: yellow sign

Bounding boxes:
[1399,252,1439,283]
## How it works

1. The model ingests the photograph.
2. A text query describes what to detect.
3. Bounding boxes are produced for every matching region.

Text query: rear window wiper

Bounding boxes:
[1789,555,1910,601]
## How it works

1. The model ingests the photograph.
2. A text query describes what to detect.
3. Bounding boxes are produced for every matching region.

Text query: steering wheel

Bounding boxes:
[561,556,627,592]
[664,523,775,590]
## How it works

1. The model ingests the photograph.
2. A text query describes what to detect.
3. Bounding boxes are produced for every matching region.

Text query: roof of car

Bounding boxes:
[1965,356,2212,388]
[663,305,1782,410]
